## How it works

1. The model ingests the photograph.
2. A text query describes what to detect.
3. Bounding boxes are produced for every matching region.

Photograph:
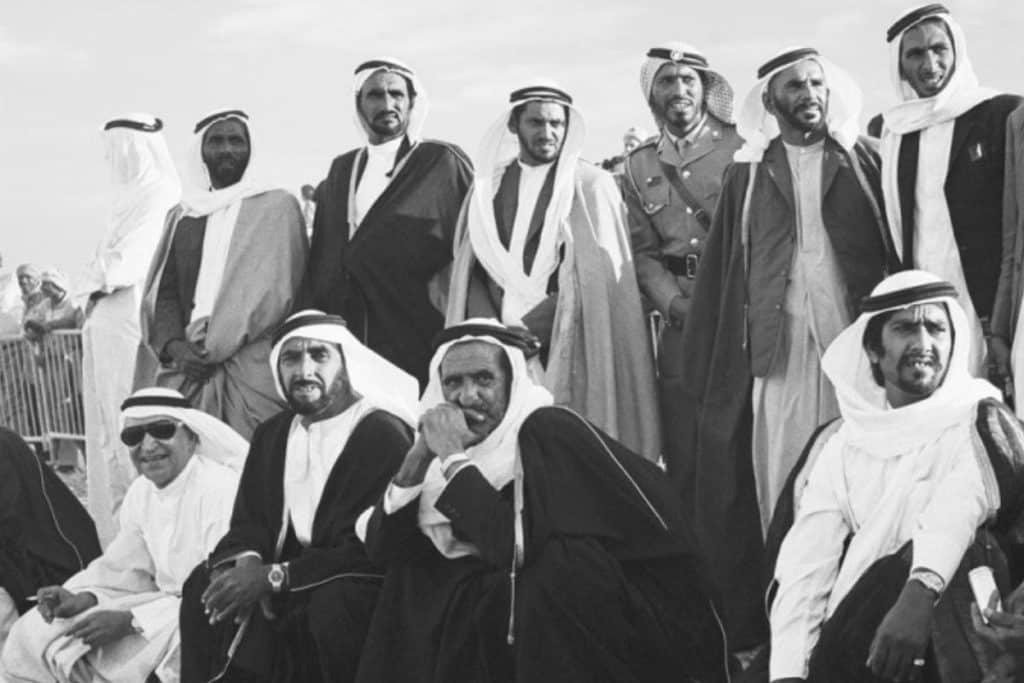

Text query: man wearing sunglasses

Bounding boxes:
[2,388,247,683]
[179,310,417,683]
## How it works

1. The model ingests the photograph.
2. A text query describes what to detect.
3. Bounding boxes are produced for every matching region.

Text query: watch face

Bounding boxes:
[269,567,284,584]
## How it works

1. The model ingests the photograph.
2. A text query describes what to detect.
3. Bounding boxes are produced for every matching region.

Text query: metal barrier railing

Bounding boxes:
[0,331,85,453]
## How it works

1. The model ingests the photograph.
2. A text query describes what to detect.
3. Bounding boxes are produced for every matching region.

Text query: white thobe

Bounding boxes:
[81,179,177,546]
[912,122,987,375]
[283,399,374,546]
[751,141,848,534]
[1,456,238,683]
[493,160,555,324]
[768,415,998,680]
[190,202,242,324]
[352,137,402,234]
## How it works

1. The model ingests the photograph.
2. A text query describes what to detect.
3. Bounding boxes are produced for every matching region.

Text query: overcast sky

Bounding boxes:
[1,0,1021,285]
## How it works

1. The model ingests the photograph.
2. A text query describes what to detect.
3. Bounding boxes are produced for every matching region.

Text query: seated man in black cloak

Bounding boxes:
[353,318,729,683]
[0,427,101,645]
[179,311,418,682]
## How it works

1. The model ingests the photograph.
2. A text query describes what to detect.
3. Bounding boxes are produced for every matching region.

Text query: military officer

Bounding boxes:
[624,43,740,372]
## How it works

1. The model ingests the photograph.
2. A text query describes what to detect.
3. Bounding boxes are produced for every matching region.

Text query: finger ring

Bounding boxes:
[912,658,926,667]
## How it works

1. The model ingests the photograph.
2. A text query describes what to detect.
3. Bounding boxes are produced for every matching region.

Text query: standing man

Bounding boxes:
[446,81,660,460]
[873,4,1024,381]
[83,113,181,545]
[179,311,417,683]
[137,109,308,440]
[355,320,728,683]
[623,43,742,466]
[298,58,472,387]
[1,388,246,683]
[676,48,896,647]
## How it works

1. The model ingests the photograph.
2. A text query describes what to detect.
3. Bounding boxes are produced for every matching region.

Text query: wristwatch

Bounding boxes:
[267,563,286,593]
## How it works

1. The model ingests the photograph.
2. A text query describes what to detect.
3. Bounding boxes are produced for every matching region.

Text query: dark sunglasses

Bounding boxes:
[120,421,181,447]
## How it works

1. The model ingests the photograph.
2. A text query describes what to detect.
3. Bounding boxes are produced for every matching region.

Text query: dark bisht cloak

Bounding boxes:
[357,406,729,683]
[297,139,472,387]
[0,427,101,612]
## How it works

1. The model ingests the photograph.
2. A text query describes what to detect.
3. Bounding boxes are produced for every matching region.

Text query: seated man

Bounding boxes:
[766,271,1024,683]
[179,311,417,683]
[354,319,728,683]
[0,427,101,650]
[1,388,246,682]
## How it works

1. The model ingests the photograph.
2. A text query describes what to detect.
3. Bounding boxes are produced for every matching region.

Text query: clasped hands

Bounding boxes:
[200,555,274,626]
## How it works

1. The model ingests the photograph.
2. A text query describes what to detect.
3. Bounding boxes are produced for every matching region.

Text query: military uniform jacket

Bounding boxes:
[622,115,742,318]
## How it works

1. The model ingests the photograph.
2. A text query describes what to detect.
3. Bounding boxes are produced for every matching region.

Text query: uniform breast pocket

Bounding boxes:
[640,185,670,216]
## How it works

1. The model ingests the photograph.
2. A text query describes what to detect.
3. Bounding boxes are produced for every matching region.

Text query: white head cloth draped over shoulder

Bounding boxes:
[268,310,419,427]
[180,108,271,217]
[881,4,997,136]
[466,81,585,324]
[352,57,429,144]
[120,387,249,471]
[734,47,862,163]
[417,319,553,560]
[640,42,734,124]
[102,114,181,247]
[821,270,1000,458]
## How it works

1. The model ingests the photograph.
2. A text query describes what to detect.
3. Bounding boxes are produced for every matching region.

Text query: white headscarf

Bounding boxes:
[87,114,181,294]
[821,270,1000,457]
[734,47,862,163]
[180,109,271,217]
[268,310,418,427]
[352,57,429,144]
[120,387,249,471]
[880,5,996,136]
[639,42,734,124]
[466,81,585,324]
[416,319,553,559]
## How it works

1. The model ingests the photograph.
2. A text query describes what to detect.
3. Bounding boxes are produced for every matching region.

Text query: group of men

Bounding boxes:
[4,1,1024,680]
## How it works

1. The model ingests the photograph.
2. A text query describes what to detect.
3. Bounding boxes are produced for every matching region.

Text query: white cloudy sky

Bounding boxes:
[1,0,1021,284]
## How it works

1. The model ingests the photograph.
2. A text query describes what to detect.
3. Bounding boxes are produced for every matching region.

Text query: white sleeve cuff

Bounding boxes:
[383,482,423,515]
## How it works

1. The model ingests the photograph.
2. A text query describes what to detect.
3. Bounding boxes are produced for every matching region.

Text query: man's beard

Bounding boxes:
[286,374,350,415]
[517,131,562,165]
[206,155,249,188]
[773,95,827,135]
[368,111,406,139]
[895,351,946,398]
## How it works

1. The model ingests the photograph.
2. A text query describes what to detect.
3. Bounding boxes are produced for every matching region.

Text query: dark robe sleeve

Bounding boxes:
[209,422,279,567]
[286,412,413,590]
[152,232,187,360]
[434,467,515,568]
[361,498,438,567]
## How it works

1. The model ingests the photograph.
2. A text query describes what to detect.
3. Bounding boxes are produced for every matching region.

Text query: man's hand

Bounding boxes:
[866,581,935,681]
[200,556,271,625]
[166,339,214,382]
[668,295,688,330]
[393,437,435,487]
[973,591,1024,658]
[36,586,97,623]
[420,404,476,460]
[988,336,1012,395]
[63,610,135,648]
